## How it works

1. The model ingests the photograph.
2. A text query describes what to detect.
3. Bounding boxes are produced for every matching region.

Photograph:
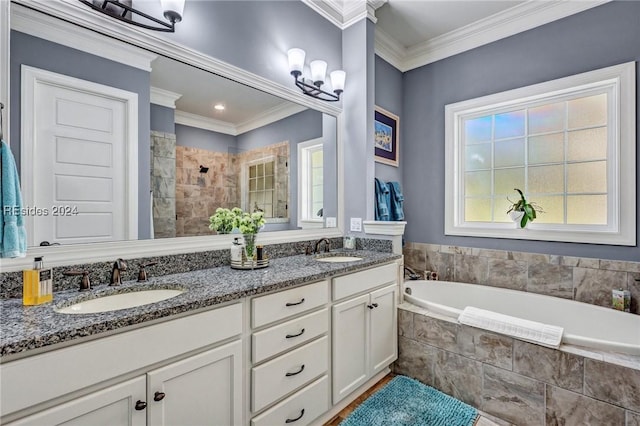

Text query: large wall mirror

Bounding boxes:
[7,3,338,251]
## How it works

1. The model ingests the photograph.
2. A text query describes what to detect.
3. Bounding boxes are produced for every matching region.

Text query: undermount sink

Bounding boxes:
[55,289,184,314]
[315,255,363,263]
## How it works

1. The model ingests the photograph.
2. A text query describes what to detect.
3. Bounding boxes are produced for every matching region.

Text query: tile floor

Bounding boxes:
[323,374,501,426]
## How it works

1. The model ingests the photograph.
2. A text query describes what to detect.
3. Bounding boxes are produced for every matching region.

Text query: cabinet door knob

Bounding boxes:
[134,400,147,411]
[154,391,166,401]
[285,298,305,307]
[367,304,374,309]
[372,303,379,308]
[285,328,305,339]
[285,408,305,423]
[285,364,305,377]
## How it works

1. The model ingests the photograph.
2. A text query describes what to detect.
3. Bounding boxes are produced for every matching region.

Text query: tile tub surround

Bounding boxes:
[393,304,640,426]
[403,242,640,315]
[0,248,400,358]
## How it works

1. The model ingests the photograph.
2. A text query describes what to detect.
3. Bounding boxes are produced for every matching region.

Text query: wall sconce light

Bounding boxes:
[199,165,209,173]
[78,0,185,32]
[288,48,345,102]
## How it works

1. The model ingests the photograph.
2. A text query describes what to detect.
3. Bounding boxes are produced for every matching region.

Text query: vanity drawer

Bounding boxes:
[252,280,328,328]
[251,375,329,426]
[251,336,328,412]
[333,263,397,301]
[252,308,328,364]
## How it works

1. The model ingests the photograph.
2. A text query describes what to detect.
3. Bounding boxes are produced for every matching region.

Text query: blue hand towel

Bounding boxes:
[388,181,405,221]
[374,178,390,221]
[1,141,27,258]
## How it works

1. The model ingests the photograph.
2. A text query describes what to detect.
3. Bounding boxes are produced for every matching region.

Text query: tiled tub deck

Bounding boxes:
[393,303,640,426]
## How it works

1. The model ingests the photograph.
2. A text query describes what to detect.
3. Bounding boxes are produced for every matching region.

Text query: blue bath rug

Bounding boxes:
[340,376,478,426]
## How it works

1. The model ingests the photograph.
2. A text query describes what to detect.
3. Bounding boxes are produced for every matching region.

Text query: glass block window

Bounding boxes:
[248,159,275,218]
[445,62,635,245]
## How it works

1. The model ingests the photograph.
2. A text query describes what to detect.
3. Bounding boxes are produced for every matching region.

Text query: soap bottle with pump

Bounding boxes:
[23,256,53,305]
[230,237,244,263]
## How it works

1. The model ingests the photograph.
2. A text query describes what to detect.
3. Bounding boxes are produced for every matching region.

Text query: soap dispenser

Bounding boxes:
[230,237,244,262]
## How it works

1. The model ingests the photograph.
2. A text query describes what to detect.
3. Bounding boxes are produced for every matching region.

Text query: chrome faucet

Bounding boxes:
[313,238,331,254]
[110,258,128,286]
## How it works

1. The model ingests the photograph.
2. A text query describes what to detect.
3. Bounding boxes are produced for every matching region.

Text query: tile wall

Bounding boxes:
[404,242,640,315]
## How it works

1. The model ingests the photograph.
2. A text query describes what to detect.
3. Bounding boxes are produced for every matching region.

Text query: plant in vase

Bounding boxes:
[506,188,543,228]
[234,211,265,260]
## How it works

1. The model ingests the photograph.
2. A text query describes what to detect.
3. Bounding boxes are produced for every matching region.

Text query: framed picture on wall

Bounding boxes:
[374,106,399,167]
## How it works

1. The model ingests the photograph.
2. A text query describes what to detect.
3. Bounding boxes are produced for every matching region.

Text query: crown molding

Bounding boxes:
[301,0,386,29]
[174,110,237,136]
[150,87,182,108]
[236,102,307,135]
[376,0,610,72]
[11,3,157,71]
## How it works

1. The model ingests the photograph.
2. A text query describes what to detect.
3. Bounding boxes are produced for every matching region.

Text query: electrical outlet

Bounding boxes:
[350,217,362,232]
[325,217,337,227]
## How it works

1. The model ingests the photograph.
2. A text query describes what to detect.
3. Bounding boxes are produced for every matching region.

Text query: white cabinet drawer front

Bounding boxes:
[251,375,329,426]
[251,336,328,413]
[252,308,328,364]
[0,303,242,417]
[252,281,328,328]
[332,263,397,301]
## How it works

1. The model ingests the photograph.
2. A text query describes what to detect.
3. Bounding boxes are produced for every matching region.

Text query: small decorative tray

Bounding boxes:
[230,258,269,270]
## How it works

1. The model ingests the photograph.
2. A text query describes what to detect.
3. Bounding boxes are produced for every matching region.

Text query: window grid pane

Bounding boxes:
[463,92,608,226]
[249,160,275,217]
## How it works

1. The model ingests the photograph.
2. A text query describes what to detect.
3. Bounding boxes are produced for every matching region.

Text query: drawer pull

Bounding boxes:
[134,400,147,411]
[285,364,305,377]
[153,391,166,401]
[285,298,305,307]
[285,408,305,423]
[285,328,306,339]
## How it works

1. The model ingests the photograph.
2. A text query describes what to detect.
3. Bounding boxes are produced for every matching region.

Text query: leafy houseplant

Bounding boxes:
[209,207,265,258]
[506,188,542,228]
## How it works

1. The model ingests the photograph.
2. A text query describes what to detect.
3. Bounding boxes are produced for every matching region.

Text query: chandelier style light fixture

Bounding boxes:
[288,48,346,102]
[78,0,185,32]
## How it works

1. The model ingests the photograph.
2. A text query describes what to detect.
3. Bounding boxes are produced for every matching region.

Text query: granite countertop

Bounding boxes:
[0,250,400,359]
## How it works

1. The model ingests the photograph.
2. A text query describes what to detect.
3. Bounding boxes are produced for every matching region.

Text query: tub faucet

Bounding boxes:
[404,266,420,280]
[314,238,331,254]
[110,258,128,286]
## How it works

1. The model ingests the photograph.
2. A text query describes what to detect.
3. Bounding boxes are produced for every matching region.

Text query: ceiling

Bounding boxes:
[375,1,524,49]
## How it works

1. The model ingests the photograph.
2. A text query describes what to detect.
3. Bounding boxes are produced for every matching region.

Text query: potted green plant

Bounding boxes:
[506,188,542,228]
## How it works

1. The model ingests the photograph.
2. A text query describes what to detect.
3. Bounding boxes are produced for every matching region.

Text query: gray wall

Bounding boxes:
[176,124,235,152]
[10,30,152,240]
[151,104,175,134]
[402,1,640,261]
[374,55,403,185]
[138,1,342,91]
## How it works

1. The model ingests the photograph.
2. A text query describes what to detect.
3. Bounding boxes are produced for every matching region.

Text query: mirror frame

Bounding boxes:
[0,0,344,272]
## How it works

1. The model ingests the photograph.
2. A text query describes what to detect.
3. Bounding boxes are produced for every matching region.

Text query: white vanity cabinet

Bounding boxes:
[1,303,243,426]
[331,263,398,404]
[250,280,331,426]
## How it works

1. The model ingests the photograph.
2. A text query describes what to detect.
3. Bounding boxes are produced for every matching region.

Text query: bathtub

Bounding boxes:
[403,280,640,356]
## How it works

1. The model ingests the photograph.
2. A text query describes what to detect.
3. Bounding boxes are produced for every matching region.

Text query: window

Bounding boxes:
[247,158,275,218]
[298,139,324,227]
[445,62,635,245]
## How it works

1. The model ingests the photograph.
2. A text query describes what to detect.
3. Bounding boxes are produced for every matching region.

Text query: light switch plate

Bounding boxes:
[350,217,362,232]
[325,217,337,227]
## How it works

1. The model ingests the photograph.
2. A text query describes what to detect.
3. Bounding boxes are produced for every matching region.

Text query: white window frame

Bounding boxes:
[297,138,324,228]
[445,62,636,245]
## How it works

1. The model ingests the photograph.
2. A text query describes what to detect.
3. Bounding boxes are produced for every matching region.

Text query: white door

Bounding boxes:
[22,66,138,246]
[6,377,146,426]
[147,340,243,426]
[332,293,370,404]
[369,285,398,374]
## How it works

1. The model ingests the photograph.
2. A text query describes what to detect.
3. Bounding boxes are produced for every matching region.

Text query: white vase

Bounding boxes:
[509,211,526,228]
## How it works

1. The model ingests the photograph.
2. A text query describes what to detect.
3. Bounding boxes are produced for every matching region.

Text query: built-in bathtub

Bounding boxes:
[396,280,640,425]
[404,280,640,355]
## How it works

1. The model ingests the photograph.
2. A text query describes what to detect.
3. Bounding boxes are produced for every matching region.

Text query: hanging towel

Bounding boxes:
[1,141,27,258]
[374,178,390,221]
[388,181,405,221]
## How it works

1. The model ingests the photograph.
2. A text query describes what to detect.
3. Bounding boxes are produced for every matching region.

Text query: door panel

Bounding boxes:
[370,285,398,374]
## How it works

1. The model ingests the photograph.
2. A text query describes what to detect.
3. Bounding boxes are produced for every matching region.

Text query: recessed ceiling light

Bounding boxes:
[214,104,225,111]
